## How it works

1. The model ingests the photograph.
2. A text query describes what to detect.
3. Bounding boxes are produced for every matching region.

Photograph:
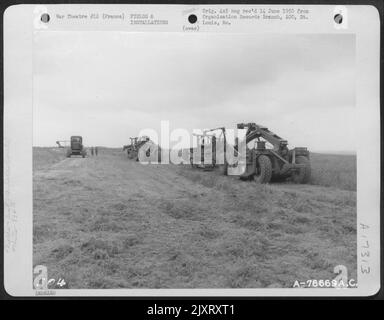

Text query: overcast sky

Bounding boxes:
[33,32,355,153]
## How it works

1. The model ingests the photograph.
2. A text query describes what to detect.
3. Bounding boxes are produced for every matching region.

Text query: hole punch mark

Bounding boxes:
[41,13,50,23]
[188,14,197,24]
[334,14,343,24]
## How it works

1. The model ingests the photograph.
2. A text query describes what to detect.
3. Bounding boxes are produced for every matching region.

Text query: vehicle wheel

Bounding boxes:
[292,156,311,184]
[254,155,272,183]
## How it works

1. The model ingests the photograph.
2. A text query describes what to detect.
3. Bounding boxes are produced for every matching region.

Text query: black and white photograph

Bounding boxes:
[3,4,381,298]
[32,31,359,289]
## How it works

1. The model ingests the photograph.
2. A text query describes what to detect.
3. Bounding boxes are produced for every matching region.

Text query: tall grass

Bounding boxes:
[180,152,356,191]
[309,153,356,191]
[33,147,66,171]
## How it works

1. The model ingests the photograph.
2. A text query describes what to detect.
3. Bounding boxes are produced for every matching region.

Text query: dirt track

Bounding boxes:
[33,149,357,289]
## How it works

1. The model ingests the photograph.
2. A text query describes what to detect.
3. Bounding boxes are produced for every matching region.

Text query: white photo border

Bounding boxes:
[3,4,381,296]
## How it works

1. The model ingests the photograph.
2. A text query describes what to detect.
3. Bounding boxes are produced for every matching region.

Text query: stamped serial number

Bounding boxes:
[147,304,234,318]
[293,279,357,288]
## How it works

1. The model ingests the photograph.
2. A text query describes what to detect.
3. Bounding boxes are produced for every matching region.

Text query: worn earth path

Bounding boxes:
[33,149,357,289]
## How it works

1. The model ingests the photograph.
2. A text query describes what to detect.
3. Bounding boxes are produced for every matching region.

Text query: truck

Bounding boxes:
[66,136,87,158]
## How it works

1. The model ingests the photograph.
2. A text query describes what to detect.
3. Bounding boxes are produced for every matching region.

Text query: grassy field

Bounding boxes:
[309,153,356,191]
[33,148,357,289]
[33,147,67,171]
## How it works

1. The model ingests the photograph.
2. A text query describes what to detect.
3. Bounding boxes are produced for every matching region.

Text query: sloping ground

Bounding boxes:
[33,148,356,288]
[33,147,67,171]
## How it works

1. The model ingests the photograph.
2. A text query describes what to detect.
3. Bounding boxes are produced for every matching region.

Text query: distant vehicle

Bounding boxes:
[56,140,69,148]
[123,136,150,161]
[66,136,87,158]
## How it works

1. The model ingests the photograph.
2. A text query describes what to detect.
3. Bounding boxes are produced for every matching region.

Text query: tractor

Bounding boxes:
[123,136,160,162]
[235,123,310,183]
[66,136,87,158]
[190,123,311,184]
[123,136,149,160]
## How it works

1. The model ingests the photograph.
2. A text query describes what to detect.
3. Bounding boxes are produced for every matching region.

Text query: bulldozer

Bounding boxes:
[66,136,87,158]
[190,123,310,184]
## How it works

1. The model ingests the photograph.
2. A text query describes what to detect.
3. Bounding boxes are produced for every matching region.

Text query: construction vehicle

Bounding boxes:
[236,123,310,183]
[66,136,87,158]
[190,123,310,184]
[122,137,137,159]
[190,127,226,172]
[123,136,158,161]
[190,133,215,170]
[56,140,69,148]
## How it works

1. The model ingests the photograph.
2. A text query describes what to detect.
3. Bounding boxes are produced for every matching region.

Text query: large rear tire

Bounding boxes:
[254,155,272,184]
[292,156,311,184]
